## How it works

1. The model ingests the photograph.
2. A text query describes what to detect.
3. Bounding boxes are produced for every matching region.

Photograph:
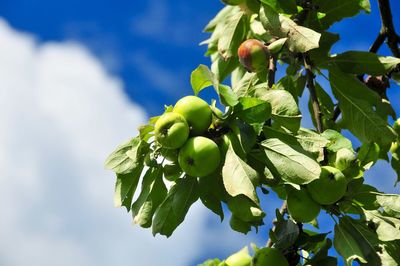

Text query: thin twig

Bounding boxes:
[369,31,387,53]
[304,54,323,133]
[268,56,277,88]
[266,201,288,247]
[378,0,400,57]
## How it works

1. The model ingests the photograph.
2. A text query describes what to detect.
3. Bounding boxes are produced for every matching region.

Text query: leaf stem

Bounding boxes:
[267,55,277,88]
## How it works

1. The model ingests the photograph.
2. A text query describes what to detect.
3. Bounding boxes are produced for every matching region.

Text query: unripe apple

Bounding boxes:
[307,166,347,205]
[238,39,269,73]
[252,247,289,266]
[393,118,400,135]
[334,148,356,171]
[173,96,212,135]
[225,247,252,266]
[221,0,245,5]
[287,188,320,223]
[154,112,189,149]
[178,136,221,177]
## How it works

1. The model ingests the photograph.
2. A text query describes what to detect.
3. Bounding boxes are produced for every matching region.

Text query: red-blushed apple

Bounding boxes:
[238,39,270,72]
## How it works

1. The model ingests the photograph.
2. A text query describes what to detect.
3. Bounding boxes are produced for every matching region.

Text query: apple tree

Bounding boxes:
[105,0,400,265]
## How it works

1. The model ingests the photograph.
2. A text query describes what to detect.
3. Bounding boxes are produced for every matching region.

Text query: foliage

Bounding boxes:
[105,0,400,265]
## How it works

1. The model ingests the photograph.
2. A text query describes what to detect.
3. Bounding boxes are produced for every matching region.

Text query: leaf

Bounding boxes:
[222,145,259,204]
[391,144,400,186]
[197,258,222,266]
[211,54,239,82]
[105,137,141,174]
[131,167,167,228]
[376,194,400,218]
[363,210,400,242]
[329,66,396,147]
[233,72,260,98]
[152,176,199,237]
[255,87,302,132]
[191,64,215,95]
[321,129,353,152]
[218,11,245,59]
[267,38,287,53]
[309,31,340,65]
[236,97,271,124]
[114,163,144,211]
[310,0,371,30]
[259,4,321,53]
[261,138,321,185]
[358,142,380,170]
[198,173,226,221]
[218,84,239,106]
[227,195,265,222]
[260,0,297,14]
[270,215,299,250]
[331,51,400,75]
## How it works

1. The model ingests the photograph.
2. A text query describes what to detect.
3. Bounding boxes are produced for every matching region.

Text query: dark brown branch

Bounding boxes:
[266,201,288,247]
[369,31,387,53]
[268,56,277,88]
[304,55,323,133]
[378,0,400,57]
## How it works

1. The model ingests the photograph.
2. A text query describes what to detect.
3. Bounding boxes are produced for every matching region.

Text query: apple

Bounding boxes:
[334,148,356,171]
[178,136,221,177]
[393,118,400,135]
[238,39,269,73]
[307,166,347,205]
[154,112,189,149]
[252,247,289,266]
[225,247,252,266]
[287,188,320,223]
[173,96,212,135]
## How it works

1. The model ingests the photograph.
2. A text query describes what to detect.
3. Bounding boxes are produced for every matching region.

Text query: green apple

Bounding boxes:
[238,39,269,72]
[225,247,252,266]
[173,96,212,135]
[287,188,320,223]
[252,247,289,266]
[307,166,347,205]
[394,118,400,135]
[154,112,189,149]
[178,136,221,177]
[334,148,356,171]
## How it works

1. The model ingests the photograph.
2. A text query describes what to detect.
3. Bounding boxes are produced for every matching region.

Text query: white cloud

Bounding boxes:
[0,18,258,266]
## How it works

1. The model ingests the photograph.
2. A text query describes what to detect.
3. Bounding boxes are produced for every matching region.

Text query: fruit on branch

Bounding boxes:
[238,39,270,73]
[287,188,320,223]
[173,96,212,135]
[225,247,252,266]
[393,118,400,135]
[307,166,347,205]
[178,136,221,177]
[334,148,356,171]
[252,247,289,266]
[154,112,189,149]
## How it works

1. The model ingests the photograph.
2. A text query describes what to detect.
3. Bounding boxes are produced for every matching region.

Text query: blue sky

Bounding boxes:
[0,1,399,265]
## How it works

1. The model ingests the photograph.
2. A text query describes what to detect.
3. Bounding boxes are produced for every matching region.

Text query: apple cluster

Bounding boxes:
[286,148,357,223]
[153,95,223,179]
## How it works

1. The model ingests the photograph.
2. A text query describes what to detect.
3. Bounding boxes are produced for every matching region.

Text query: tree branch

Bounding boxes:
[268,56,277,88]
[378,0,400,57]
[304,54,323,133]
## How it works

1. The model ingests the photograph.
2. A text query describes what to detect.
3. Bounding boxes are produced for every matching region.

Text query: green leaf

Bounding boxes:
[334,217,376,266]
[267,38,287,54]
[197,258,222,266]
[105,137,140,174]
[363,210,400,242]
[222,145,259,204]
[255,87,302,132]
[236,97,271,124]
[261,138,321,185]
[276,74,307,100]
[358,142,380,170]
[218,84,239,106]
[114,164,144,211]
[309,32,340,65]
[203,6,235,32]
[191,64,215,95]
[233,72,260,98]
[260,0,297,14]
[152,176,199,237]
[218,11,245,59]
[376,194,400,218]
[230,215,252,234]
[321,129,353,152]
[198,173,226,221]
[309,82,336,129]
[259,4,321,53]
[329,66,396,147]
[131,167,167,228]
[269,215,299,250]
[211,53,239,82]
[310,0,371,30]
[391,143,400,185]
[227,195,265,222]
[331,51,400,75]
